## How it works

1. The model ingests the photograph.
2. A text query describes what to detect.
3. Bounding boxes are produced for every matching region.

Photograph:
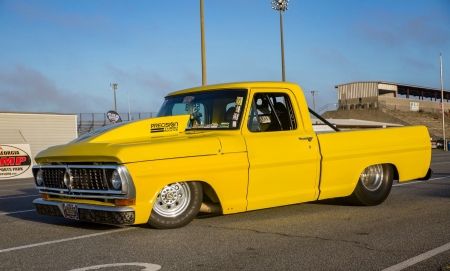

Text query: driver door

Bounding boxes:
[242,89,320,210]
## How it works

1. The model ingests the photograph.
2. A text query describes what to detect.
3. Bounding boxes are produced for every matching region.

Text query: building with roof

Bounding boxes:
[335,81,450,113]
[322,81,450,140]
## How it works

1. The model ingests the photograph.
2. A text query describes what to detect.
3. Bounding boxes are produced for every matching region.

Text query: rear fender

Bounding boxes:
[418,168,433,180]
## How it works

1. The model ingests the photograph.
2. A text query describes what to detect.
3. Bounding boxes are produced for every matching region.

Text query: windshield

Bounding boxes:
[156,89,247,130]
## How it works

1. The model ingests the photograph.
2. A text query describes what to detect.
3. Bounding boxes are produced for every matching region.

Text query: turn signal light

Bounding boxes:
[41,193,50,199]
[115,198,136,206]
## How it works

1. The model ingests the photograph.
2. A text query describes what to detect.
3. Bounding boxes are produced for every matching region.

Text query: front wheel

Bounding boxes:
[347,164,394,206]
[148,182,203,229]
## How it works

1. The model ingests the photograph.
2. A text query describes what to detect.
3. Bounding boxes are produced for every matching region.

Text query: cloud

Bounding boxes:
[183,69,201,87]
[310,47,350,66]
[108,65,175,96]
[11,2,110,30]
[359,24,399,47]
[399,56,435,70]
[308,46,366,80]
[0,64,109,113]
[107,65,178,111]
[358,13,450,48]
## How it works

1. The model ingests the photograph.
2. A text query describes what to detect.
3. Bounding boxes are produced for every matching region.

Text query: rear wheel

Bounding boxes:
[347,164,393,206]
[147,182,203,229]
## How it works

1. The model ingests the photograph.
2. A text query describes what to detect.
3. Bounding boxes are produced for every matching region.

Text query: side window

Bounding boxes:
[247,93,297,132]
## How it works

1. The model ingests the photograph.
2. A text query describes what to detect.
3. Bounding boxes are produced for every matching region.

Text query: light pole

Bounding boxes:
[200,0,207,85]
[271,0,289,82]
[127,91,131,121]
[310,91,318,112]
[440,53,446,151]
[110,83,117,112]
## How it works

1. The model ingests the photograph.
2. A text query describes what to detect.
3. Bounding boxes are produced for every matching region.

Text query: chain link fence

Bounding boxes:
[77,112,157,137]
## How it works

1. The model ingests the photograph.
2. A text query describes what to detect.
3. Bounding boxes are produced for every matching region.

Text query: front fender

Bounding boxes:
[125,151,249,224]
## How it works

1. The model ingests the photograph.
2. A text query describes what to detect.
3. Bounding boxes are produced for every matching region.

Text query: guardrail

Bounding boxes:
[77,112,157,137]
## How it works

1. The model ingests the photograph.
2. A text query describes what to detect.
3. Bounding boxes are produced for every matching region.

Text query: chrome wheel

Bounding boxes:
[346,164,393,206]
[153,183,191,218]
[148,181,203,229]
[360,164,384,191]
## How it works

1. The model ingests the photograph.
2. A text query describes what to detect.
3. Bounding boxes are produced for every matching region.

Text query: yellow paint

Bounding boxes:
[317,126,431,199]
[242,87,320,210]
[34,82,432,225]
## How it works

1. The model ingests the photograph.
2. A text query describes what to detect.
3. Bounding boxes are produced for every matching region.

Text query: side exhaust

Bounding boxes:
[200,202,222,213]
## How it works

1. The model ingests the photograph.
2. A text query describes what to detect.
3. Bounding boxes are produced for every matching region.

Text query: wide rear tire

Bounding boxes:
[347,164,394,206]
[147,182,203,229]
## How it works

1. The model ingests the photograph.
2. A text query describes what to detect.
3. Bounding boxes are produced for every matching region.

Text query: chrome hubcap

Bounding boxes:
[360,165,384,191]
[153,183,191,217]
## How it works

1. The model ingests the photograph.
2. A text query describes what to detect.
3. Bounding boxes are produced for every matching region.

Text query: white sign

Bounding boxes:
[0,144,33,180]
[410,102,419,112]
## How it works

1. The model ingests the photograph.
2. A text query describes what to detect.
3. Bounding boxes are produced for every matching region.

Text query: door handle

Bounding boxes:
[299,137,313,142]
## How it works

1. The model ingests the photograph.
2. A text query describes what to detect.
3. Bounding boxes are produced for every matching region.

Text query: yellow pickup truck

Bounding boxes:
[32,82,432,229]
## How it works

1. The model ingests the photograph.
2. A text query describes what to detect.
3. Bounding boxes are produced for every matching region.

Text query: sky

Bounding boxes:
[1,0,449,115]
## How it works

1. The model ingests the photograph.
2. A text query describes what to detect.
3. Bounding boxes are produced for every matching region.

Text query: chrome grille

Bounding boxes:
[40,167,108,190]
[42,168,66,188]
[33,164,133,197]
[70,168,108,190]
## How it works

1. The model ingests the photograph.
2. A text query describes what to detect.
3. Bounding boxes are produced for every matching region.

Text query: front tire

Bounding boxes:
[347,164,394,206]
[148,182,203,229]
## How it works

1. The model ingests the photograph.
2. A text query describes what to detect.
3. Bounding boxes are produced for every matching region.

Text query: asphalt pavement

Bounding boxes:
[0,150,449,271]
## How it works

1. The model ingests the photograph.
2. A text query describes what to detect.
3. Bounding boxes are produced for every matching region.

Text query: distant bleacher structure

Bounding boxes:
[323,81,450,140]
[335,81,450,113]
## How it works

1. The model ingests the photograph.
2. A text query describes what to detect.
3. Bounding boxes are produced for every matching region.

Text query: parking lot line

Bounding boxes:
[382,241,450,271]
[393,175,450,187]
[0,209,35,216]
[0,195,39,200]
[0,183,35,188]
[0,227,135,253]
[431,162,450,165]
[0,189,34,192]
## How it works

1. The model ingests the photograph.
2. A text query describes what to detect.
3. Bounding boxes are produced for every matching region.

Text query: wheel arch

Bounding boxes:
[347,163,395,206]
[339,162,396,198]
[147,181,204,229]
[200,181,220,203]
[151,180,224,214]
[387,163,400,181]
[356,162,398,182]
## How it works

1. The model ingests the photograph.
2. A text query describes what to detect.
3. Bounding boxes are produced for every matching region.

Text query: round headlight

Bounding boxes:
[64,170,72,187]
[36,169,43,186]
[111,170,122,190]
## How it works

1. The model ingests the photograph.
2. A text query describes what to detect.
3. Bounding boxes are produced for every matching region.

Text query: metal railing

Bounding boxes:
[77,112,157,137]
[315,103,338,115]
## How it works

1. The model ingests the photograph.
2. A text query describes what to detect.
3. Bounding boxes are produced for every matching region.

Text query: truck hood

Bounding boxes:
[35,115,223,164]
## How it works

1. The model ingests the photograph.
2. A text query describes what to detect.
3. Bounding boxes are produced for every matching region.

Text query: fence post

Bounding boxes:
[78,113,82,135]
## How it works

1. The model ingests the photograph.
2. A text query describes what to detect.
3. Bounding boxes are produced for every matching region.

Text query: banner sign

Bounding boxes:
[0,144,33,180]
